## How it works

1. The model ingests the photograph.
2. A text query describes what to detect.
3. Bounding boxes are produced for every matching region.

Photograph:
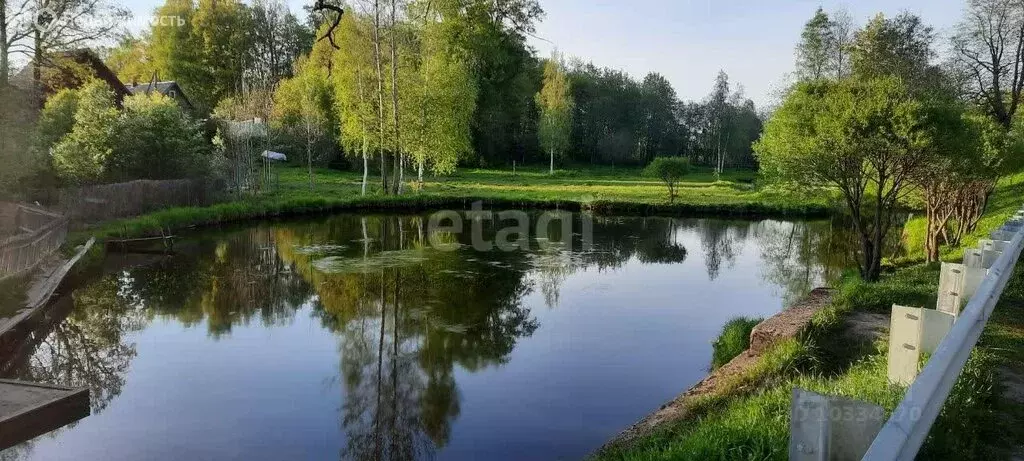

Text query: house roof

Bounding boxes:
[125,81,194,111]
[11,49,131,105]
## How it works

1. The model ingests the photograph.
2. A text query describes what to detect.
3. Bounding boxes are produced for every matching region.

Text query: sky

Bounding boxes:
[118,0,966,109]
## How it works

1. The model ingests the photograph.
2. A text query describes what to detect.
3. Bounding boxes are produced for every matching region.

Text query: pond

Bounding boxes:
[0,210,846,461]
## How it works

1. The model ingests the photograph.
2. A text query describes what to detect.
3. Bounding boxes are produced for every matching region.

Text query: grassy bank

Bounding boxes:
[74,166,832,244]
[596,170,1024,460]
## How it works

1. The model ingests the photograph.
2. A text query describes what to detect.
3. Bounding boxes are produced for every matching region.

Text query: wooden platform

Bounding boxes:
[0,379,89,450]
[0,238,94,345]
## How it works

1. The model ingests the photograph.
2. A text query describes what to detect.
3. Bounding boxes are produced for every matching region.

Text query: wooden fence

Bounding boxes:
[54,179,209,225]
[0,204,68,282]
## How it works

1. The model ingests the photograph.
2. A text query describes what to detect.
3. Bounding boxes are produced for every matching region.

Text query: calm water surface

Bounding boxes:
[0,211,845,460]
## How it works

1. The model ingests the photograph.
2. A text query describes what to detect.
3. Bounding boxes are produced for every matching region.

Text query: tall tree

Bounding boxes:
[387,0,404,194]
[708,70,730,174]
[191,0,251,111]
[22,0,129,87]
[536,54,572,174]
[795,7,833,81]
[952,0,1024,129]
[371,0,388,192]
[850,13,936,86]
[333,11,378,195]
[828,8,855,79]
[1,0,33,85]
[404,12,477,184]
[273,57,333,190]
[246,0,312,88]
[433,0,544,167]
[637,72,680,162]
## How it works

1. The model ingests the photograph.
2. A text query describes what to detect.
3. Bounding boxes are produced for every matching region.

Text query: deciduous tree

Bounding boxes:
[756,78,931,281]
[536,54,572,174]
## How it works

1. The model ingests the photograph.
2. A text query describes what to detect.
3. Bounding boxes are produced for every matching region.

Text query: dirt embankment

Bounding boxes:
[600,287,835,451]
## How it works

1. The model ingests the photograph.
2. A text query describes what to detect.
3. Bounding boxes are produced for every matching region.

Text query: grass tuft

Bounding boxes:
[711,316,762,370]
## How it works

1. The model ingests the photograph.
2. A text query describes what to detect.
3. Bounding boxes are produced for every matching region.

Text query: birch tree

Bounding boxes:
[333,11,378,195]
[795,7,833,81]
[536,54,572,175]
[273,57,332,190]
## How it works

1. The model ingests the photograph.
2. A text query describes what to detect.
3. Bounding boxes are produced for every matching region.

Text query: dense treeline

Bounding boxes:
[101,0,762,172]
[0,0,769,195]
[758,4,1024,280]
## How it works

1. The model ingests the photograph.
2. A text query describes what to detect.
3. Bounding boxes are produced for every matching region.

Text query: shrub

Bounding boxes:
[109,93,210,181]
[51,80,119,184]
[49,80,211,185]
[711,316,762,369]
[643,157,691,202]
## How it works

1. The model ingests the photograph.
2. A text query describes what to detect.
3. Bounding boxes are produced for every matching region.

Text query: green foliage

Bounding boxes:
[408,21,479,176]
[36,88,81,154]
[537,55,574,173]
[850,12,936,86]
[795,7,834,80]
[47,80,210,185]
[755,77,931,280]
[331,12,379,163]
[643,157,691,202]
[109,93,210,181]
[146,0,275,114]
[272,56,336,165]
[711,317,762,370]
[51,81,120,184]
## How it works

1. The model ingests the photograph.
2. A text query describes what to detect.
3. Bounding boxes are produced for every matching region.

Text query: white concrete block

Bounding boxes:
[888,305,923,386]
[790,388,886,461]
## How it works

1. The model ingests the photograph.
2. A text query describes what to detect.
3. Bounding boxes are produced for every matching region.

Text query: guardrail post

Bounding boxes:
[937,262,986,318]
[964,247,1000,269]
[887,305,955,385]
[789,388,885,460]
[980,238,1008,252]
[862,206,1024,460]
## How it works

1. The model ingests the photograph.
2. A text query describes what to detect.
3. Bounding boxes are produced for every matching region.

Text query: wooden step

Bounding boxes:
[0,379,89,450]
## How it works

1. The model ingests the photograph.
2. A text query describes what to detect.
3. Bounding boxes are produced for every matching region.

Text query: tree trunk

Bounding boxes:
[417,159,423,191]
[306,136,314,190]
[361,134,369,196]
[372,0,387,194]
[549,148,554,175]
[0,3,8,87]
[32,28,42,95]
[388,0,401,195]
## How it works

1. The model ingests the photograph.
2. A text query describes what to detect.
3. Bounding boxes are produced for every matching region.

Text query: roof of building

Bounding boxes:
[10,49,131,105]
[125,81,194,111]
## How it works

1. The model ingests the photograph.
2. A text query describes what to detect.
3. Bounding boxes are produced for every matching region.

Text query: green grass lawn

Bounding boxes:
[276,165,823,210]
[77,165,832,242]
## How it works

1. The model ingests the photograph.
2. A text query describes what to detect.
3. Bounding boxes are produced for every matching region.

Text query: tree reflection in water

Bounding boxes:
[0,211,850,460]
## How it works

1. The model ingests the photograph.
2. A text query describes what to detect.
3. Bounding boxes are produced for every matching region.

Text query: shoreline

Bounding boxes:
[71,192,834,246]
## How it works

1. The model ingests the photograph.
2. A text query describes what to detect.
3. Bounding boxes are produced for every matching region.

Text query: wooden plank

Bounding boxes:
[0,379,89,450]
[0,238,94,339]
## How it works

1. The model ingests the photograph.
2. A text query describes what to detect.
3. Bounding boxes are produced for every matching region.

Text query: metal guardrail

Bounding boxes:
[0,204,68,282]
[861,207,1024,460]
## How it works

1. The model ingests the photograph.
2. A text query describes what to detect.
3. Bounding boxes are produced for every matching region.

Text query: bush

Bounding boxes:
[51,80,119,184]
[643,157,691,202]
[711,316,762,369]
[48,80,211,185]
[109,93,210,181]
[549,169,580,178]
